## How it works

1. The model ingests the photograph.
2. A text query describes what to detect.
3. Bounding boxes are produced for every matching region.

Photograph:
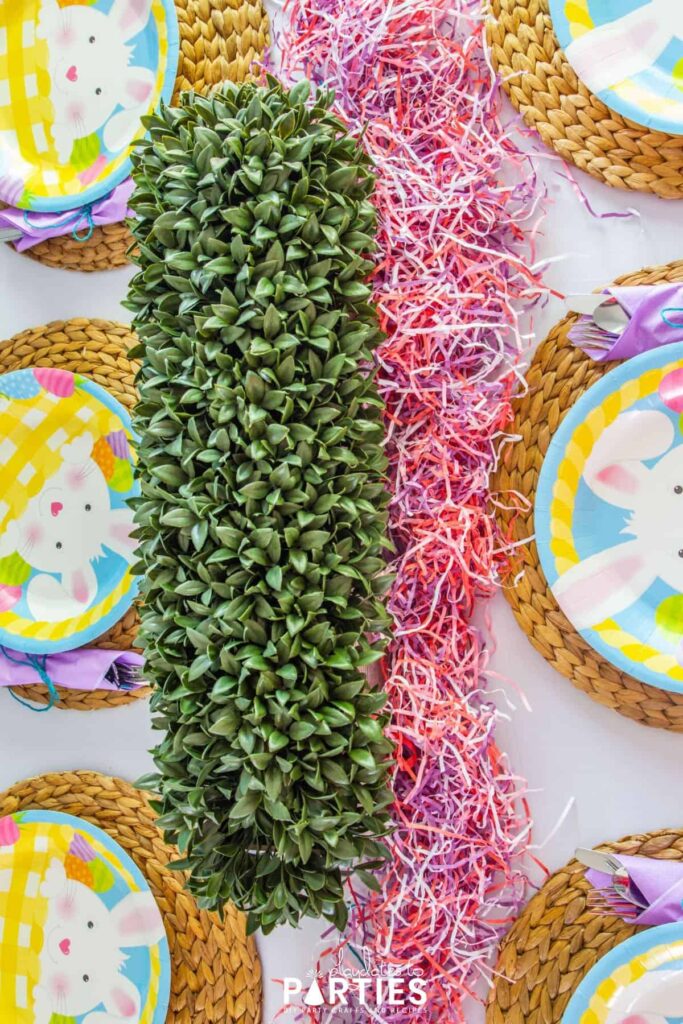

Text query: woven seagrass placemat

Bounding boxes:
[487,0,683,198]
[25,0,270,272]
[486,827,683,1024]
[0,770,262,1024]
[493,258,683,731]
[1,317,150,711]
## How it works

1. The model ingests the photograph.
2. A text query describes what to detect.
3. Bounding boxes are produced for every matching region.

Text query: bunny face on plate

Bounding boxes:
[0,810,170,1024]
[0,368,140,654]
[536,344,683,693]
[37,0,156,164]
[36,859,165,1023]
[0,431,137,624]
[0,0,178,211]
[552,407,683,631]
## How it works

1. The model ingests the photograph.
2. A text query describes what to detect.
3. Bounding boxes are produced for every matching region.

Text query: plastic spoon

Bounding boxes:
[593,300,630,336]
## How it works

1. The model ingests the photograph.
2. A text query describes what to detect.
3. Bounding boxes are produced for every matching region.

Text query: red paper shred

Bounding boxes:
[279,1,547,1018]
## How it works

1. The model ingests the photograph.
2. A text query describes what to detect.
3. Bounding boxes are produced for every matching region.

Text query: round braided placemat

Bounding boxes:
[24,0,270,273]
[493,258,683,731]
[0,770,262,1024]
[487,0,683,198]
[0,317,151,711]
[486,827,683,1024]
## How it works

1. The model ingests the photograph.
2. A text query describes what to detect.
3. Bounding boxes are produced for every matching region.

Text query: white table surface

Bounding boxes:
[0,63,682,1022]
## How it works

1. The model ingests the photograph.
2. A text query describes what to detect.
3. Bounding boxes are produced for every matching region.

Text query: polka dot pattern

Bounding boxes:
[0,371,40,402]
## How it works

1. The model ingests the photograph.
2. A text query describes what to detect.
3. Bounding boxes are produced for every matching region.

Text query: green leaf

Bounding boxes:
[290,720,316,741]
[229,792,261,819]
[288,79,311,104]
[266,565,283,590]
[326,166,359,191]
[209,711,239,735]
[320,761,349,786]
[241,481,269,499]
[263,304,281,339]
[245,371,266,403]
[299,530,330,551]
[350,749,376,770]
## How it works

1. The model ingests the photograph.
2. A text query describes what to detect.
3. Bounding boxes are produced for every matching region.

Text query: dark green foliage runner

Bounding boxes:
[125,78,394,932]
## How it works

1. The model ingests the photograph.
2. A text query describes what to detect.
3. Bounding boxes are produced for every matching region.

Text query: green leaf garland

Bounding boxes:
[125,78,394,932]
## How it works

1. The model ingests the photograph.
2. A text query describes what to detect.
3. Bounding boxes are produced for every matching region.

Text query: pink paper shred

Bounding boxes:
[279,1,547,1019]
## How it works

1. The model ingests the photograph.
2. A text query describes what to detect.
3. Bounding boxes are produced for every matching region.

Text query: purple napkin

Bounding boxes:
[568,284,683,362]
[0,647,145,692]
[0,179,134,252]
[586,855,683,926]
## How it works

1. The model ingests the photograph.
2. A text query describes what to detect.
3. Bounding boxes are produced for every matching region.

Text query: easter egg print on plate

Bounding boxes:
[0,367,139,654]
[562,923,683,1024]
[0,0,179,212]
[536,343,683,693]
[550,0,683,135]
[0,809,170,1024]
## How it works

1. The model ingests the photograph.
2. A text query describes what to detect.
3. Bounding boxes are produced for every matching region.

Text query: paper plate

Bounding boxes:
[0,368,139,655]
[536,343,683,694]
[550,0,683,135]
[0,809,170,1024]
[562,923,683,1023]
[0,0,179,213]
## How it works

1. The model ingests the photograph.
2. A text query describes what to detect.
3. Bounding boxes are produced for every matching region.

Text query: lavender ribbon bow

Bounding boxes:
[569,284,683,362]
[587,855,683,926]
[0,179,134,251]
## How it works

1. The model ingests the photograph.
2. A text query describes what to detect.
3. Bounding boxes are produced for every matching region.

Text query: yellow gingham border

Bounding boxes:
[549,357,683,684]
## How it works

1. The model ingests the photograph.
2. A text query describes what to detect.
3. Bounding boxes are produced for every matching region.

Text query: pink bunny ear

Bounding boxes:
[110,0,153,41]
[584,456,649,511]
[564,7,670,94]
[102,67,155,153]
[122,69,154,110]
[591,462,644,497]
[584,411,673,509]
[64,565,98,607]
[619,1017,667,1024]
[552,540,655,631]
[101,974,141,1021]
[111,891,166,948]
